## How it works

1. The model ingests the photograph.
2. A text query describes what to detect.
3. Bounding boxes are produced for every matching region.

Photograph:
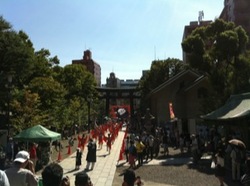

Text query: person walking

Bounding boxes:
[98,131,104,149]
[79,133,88,153]
[5,150,38,186]
[0,170,10,186]
[135,138,145,167]
[105,133,112,154]
[214,149,225,186]
[124,136,130,162]
[75,148,82,170]
[145,134,154,161]
[85,138,97,171]
[231,146,243,181]
[128,140,137,169]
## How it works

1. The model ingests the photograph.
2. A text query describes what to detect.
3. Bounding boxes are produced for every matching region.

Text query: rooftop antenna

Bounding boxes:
[198,10,204,25]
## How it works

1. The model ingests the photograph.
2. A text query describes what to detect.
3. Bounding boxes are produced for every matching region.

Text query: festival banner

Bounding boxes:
[169,102,175,120]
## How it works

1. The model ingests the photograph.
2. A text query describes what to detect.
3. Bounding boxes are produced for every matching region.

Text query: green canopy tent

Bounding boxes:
[13,125,61,142]
[201,92,250,149]
[201,92,250,120]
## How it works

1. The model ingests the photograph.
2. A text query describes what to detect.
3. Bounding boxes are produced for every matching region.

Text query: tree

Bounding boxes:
[59,64,97,99]
[182,19,250,109]
[10,90,44,133]
[138,58,188,110]
[28,77,66,128]
[0,16,99,133]
[56,64,98,129]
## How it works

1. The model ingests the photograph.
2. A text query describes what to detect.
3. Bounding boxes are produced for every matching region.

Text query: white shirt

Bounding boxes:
[0,170,10,186]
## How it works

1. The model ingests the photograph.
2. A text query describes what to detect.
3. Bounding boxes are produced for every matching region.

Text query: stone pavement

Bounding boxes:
[57,127,127,186]
[53,127,201,186]
[37,127,214,186]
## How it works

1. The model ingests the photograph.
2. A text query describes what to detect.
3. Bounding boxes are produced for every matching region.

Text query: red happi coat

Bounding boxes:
[104,134,112,150]
[80,135,88,151]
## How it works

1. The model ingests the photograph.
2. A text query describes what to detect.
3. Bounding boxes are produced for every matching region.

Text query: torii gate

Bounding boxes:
[95,87,141,119]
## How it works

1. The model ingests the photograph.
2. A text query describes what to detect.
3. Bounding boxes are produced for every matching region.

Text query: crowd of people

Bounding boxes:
[1,116,250,186]
[0,118,146,186]
[123,121,250,186]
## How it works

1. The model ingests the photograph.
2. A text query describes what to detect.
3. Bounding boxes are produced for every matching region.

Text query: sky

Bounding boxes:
[1,0,224,85]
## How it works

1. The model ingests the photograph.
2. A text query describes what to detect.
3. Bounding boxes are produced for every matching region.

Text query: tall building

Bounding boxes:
[220,0,250,38]
[72,50,101,86]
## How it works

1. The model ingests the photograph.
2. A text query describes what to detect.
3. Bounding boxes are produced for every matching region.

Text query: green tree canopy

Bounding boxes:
[182,19,250,109]
[138,58,188,110]
[0,16,99,133]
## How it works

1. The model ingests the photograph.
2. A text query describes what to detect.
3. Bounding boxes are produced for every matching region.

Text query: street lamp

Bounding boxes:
[6,74,12,137]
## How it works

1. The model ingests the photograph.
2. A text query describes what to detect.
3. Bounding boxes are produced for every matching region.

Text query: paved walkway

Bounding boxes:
[58,127,126,186]
[53,127,202,186]
[38,128,214,186]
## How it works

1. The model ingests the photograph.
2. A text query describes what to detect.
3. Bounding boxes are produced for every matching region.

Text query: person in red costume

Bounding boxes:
[104,133,112,154]
[78,133,88,153]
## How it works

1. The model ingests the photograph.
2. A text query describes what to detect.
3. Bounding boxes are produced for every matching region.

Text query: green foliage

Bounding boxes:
[182,19,250,111]
[10,89,45,133]
[60,64,97,100]
[138,58,187,110]
[0,16,98,132]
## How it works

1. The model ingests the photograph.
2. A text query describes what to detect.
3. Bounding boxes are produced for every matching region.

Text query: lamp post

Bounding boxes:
[6,74,12,137]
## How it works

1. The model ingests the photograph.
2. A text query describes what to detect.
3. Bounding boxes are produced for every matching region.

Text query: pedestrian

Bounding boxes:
[241,158,250,186]
[85,138,97,171]
[0,170,10,186]
[128,140,137,169]
[29,143,37,170]
[162,132,169,156]
[231,146,243,181]
[191,134,200,164]
[79,133,88,153]
[42,162,69,186]
[98,132,104,149]
[153,136,160,158]
[179,134,184,154]
[122,169,136,186]
[214,149,225,186]
[105,133,112,154]
[135,137,145,167]
[75,148,82,170]
[74,171,93,186]
[124,136,130,162]
[5,150,38,186]
[145,134,154,161]
[6,137,13,162]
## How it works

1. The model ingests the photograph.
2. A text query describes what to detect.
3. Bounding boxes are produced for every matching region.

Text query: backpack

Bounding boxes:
[235,150,242,163]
